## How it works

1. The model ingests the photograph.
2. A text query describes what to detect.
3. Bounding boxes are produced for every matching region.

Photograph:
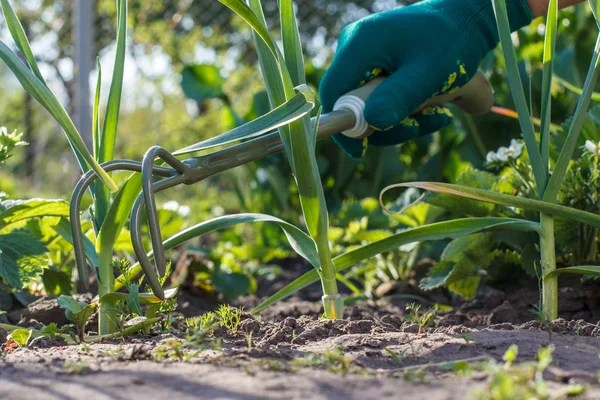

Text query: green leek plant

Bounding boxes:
[377,0,600,320]
[0,0,139,334]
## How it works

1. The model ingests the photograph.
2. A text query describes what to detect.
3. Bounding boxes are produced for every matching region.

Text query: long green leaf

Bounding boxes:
[543,34,600,202]
[97,174,143,255]
[590,0,600,29]
[0,0,45,83]
[173,91,314,155]
[540,0,558,168]
[492,0,547,194]
[93,59,102,160]
[388,182,600,228]
[95,0,128,226]
[544,265,600,280]
[280,0,305,87]
[230,0,296,166]
[0,42,118,191]
[554,75,600,101]
[115,213,319,291]
[252,217,540,314]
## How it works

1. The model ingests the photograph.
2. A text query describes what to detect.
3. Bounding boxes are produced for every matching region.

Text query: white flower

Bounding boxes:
[584,140,600,156]
[486,139,523,163]
[162,200,190,218]
[162,200,180,211]
[178,205,191,218]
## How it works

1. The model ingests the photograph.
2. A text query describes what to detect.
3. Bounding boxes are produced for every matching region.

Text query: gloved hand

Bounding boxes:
[319,0,533,158]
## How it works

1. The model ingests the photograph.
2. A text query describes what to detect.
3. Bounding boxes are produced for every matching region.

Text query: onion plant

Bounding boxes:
[0,0,137,334]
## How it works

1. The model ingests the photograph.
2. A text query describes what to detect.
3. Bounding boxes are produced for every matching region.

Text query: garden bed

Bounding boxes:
[2,277,600,400]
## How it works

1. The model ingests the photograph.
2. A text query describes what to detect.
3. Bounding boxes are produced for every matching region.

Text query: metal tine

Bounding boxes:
[131,172,188,299]
[70,160,175,288]
[141,146,190,278]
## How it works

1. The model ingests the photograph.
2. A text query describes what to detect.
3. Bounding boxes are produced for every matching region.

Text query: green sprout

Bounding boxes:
[405,303,437,338]
[216,304,243,334]
[57,296,96,343]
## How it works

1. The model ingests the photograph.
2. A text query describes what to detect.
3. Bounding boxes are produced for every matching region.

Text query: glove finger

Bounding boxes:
[364,63,443,132]
[319,23,386,113]
[367,116,420,147]
[412,106,454,136]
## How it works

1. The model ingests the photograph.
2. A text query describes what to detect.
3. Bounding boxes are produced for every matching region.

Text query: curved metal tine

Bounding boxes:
[141,146,191,277]
[70,160,175,288]
[131,173,187,299]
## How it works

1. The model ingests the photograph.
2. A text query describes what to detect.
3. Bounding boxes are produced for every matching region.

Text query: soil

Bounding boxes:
[2,267,600,399]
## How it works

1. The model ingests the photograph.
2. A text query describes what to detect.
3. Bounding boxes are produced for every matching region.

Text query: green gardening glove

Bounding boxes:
[319,0,533,158]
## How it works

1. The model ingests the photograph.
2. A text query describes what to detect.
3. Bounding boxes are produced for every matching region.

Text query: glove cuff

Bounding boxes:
[443,0,533,53]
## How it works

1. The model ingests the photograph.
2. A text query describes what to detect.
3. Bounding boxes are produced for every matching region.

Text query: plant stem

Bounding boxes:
[98,246,116,334]
[540,212,557,320]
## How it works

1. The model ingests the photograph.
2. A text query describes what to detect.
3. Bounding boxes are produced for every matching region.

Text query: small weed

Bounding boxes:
[293,347,353,375]
[78,343,91,355]
[405,303,437,338]
[153,339,201,362]
[216,305,243,333]
[385,347,408,365]
[471,344,585,399]
[245,331,253,352]
[457,333,476,352]
[103,345,127,360]
[61,362,90,375]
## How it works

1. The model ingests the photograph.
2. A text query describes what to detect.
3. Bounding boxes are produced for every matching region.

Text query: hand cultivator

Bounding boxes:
[70,73,493,300]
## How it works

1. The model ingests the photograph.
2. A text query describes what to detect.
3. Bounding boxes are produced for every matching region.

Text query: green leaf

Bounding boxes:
[0,42,117,191]
[50,217,99,270]
[589,0,600,29]
[280,0,305,87]
[58,295,95,340]
[9,328,32,348]
[99,287,178,306]
[245,0,295,165]
[252,217,540,314]
[181,64,226,102]
[57,295,84,315]
[0,0,45,83]
[424,169,497,217]
[420,233,494,299]
[97,174,142,253]
[115,214,319,291]
[173,91,315,156]
[492,0,547,193]
[42,269,72,296]
[540,0,557,168]
[212,265,251,301]
[387,182,600,229]
[93,59,102,160]
[128,284,143,316]
[0,231,48,288]
[544,265,600,280]
[85,317,160,343]
[94,0,128,226]
[0,199,69,231]
[554,75,600,101]
[543,34,600,202]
